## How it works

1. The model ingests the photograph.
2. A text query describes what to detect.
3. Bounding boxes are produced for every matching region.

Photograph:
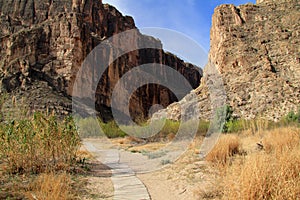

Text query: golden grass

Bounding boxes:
[26,172,74,200]
[223,148,300,200]
[262,127,299,153]
[205,134,241,165]
[211,127,300,200]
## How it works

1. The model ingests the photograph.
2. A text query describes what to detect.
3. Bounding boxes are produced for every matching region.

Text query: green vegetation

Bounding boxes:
[102,120,127,138]
[76,116,210,140]
[76,116,127,138]
[0,112,83,199]
[219,105,300,134]
[283,107,300,124]
[0,112,80,174]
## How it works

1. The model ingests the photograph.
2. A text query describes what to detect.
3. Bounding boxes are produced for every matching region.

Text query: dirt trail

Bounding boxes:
[83,139,151,200]
[82,137,216,200]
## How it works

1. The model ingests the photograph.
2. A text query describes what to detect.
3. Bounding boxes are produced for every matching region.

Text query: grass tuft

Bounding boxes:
[204,127,300,200]
[26,172,75,200]
[205,134,241,165]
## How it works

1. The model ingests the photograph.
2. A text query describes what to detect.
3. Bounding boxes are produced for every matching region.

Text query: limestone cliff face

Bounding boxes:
[0,0,201,120]
[153,0,299,121]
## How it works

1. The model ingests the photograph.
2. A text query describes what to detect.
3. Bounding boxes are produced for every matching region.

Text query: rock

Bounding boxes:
[0,0,202,121]
[153,0,299,122]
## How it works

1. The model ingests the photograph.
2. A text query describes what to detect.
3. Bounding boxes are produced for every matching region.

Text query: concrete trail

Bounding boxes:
[83,140,151,200]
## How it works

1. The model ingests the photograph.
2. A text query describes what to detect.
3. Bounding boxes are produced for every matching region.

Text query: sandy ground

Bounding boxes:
[116,137,218,200]
[83,161,114,200]
[137,150,217,199]
[79,146,114,200]
[82,136,219,200]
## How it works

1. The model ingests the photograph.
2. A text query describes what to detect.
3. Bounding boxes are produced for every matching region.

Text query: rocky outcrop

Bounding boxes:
[0,0,201,121]
[153,0,299,121]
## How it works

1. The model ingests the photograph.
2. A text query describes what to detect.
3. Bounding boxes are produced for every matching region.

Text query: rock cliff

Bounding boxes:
[0,0,202,121]
[153,0,299,121]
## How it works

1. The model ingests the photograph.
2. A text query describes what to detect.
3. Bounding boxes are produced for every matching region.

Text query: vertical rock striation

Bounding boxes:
[153,0,299,121]
[0,0,202,121]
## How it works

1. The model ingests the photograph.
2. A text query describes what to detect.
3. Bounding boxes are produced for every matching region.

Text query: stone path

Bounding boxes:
[83,140,151,200]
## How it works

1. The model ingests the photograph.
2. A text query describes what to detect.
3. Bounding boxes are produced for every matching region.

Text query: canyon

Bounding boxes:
[153,0,300,121]
[0,0,201,121]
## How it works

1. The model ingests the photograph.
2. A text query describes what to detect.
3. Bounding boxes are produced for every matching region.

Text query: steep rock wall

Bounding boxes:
[153,0,299,121]
[0,0,202,121]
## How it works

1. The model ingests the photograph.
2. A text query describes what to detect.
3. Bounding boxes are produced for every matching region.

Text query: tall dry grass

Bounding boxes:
[205,134,241,165]
[262,127,299,153]
[26,172,75,200]
[220,127,300,200]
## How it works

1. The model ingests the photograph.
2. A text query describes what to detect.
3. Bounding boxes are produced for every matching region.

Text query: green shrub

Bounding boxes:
[225,120,245,133]
[197,120,210,136]
[160,119,180,136]
[101,120,127,138]
[279,107,300,128]
[284,109,300,123]
[76,117,103,138]
[214,105,236,133]
[75,117,209,140]
[0,112,81,174]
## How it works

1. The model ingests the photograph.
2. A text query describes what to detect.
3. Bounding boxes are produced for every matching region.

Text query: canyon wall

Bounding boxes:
[153,0,299,121]
[0,0,202,121]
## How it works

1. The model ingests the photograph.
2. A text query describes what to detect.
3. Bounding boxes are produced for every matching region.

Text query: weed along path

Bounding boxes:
[83,139,151,200]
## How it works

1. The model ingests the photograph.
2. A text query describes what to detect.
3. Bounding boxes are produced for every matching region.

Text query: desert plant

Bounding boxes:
[205,134,241,165]
[283,108,300,124]
[76,116,103,138]
[209,127,300,200]
[0,112,81,174]
[26,172,75,200]
[101,120,127,138]
[222,146,300,200]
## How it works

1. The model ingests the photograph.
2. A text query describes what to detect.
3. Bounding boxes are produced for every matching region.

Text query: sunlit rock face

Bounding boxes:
[153,0,299,121]
[0,0,202,121]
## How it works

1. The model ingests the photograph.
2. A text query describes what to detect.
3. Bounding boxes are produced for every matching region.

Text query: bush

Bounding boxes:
[225,120,245,133]
[76,117,103,138]
[101,120,127,138]
[0,112,81,174]
[75,117,209,140]
[284,108,300,123]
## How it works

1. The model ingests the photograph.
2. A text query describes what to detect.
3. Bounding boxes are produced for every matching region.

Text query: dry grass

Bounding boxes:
[0,112,88,199]
[223,148,300,200]
[0,113,81,174]
[26,172,75,200]
[205,134,241,165]
[204,127,300,200]
[262,127,299,153]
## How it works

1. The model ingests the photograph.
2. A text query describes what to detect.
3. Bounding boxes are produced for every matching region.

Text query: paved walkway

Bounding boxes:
[83,140,151,200]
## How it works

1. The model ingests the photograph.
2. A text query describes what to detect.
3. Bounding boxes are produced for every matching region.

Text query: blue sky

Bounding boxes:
[102,0,256,67]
